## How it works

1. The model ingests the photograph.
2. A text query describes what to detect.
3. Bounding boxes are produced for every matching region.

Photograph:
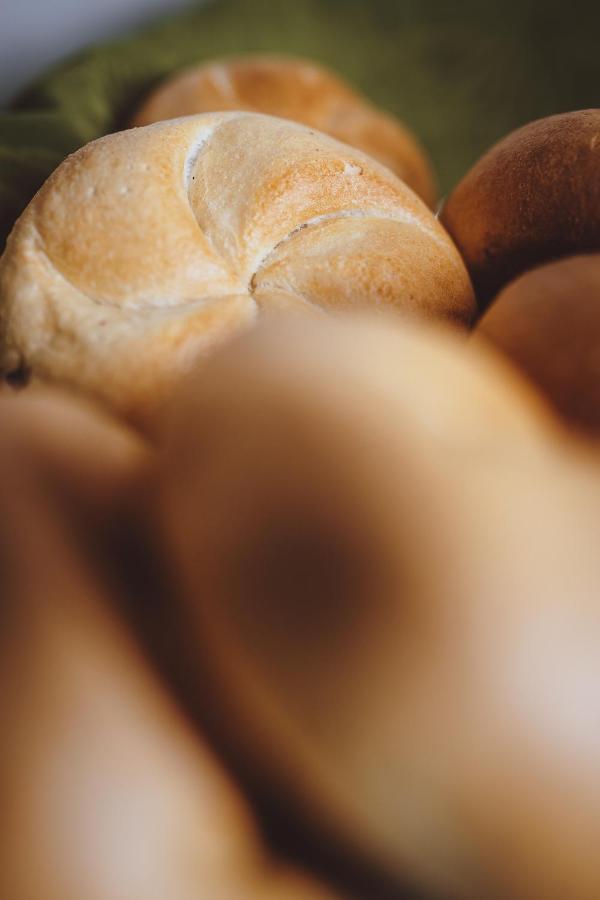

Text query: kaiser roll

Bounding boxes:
[0,112,474,428]
[132,55,437,206]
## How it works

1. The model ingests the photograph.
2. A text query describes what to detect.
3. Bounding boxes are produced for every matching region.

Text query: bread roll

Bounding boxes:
[132,55,437,207]
[441,110,600,309]
[0,427,338,900]
[0,112,474,428]
[0,385,148,517]
[476,254,600,434]
[158,314,600,900]
[0,451,252,900]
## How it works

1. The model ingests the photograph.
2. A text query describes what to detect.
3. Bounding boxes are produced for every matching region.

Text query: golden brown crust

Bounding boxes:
[132,55,437,206]
[0,112,473,428]
[0,447,254,900]
[441,110,600,309]
[0,396,341,900]
[158,315,600,899]
[0,386,149,512]
[475,254,600,433]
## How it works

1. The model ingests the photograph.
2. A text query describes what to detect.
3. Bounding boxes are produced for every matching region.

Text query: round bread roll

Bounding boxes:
[159,314,600,899]
[476,254,600,434]
[0,112,474,429]
[132,55,437,207]
[0,441,339,900]
[0,454,254,900]
[441,110,600,309]
[0,385,149,518]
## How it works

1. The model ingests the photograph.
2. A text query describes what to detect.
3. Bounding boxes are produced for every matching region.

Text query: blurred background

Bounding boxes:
[0,0,190,107]
[1,0,598,243]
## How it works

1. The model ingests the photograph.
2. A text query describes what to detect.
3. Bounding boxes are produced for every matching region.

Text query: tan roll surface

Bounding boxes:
[132,55,437,207]
[0,407,340,900]
[0,385,149,516]
[159,314,600,899]
[0,112,474,428]
[476,254,600,434]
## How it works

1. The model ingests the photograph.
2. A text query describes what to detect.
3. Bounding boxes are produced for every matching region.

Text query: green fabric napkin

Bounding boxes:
[1,0,597,251]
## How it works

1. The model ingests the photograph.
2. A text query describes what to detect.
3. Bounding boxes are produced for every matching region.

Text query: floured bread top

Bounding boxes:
[0,112,474,427]
[132,55,438,207]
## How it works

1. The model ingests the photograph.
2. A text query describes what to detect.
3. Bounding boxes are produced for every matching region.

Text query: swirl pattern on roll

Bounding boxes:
[0,112,474,425]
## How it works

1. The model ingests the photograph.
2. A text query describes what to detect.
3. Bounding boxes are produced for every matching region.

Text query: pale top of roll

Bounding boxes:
[0,111,474,427]
[132,54,438,207]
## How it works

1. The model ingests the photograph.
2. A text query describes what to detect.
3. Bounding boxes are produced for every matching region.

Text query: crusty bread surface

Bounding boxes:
[476,254,600,433]
[132,55,437,206]
[0,112,474,427]
[442,109,600,309]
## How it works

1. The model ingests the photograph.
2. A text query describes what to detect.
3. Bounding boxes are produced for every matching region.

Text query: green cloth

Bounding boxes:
[1,0,598,250]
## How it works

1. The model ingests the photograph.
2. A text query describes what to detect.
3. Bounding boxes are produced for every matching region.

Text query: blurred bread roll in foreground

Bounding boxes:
[0,386,148,517]
[0,112,474,429]
[442,110,600,309]
[132,54,437,207]
[476,254,600,434]
[159,315,600,900]
[0,427,338,900]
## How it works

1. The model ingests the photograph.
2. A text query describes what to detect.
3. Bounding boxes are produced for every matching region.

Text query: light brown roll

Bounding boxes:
[158,314,600,900]
[132,55,437,207]
[0,112,474,429]
[441,110,600,309]
[0,425,339,900]
[476,254,600,434]
[0,451,252,900]
[0,385,149,517]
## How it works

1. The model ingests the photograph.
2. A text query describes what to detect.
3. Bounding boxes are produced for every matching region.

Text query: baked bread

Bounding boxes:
[0,438,251,900]
[476,254,600,434]
[132,55,437,207]
[0,407,338,900]
[441,110,600,309]
[159,314,600,899]
[0,385,149,518]
[0,112,474,429]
